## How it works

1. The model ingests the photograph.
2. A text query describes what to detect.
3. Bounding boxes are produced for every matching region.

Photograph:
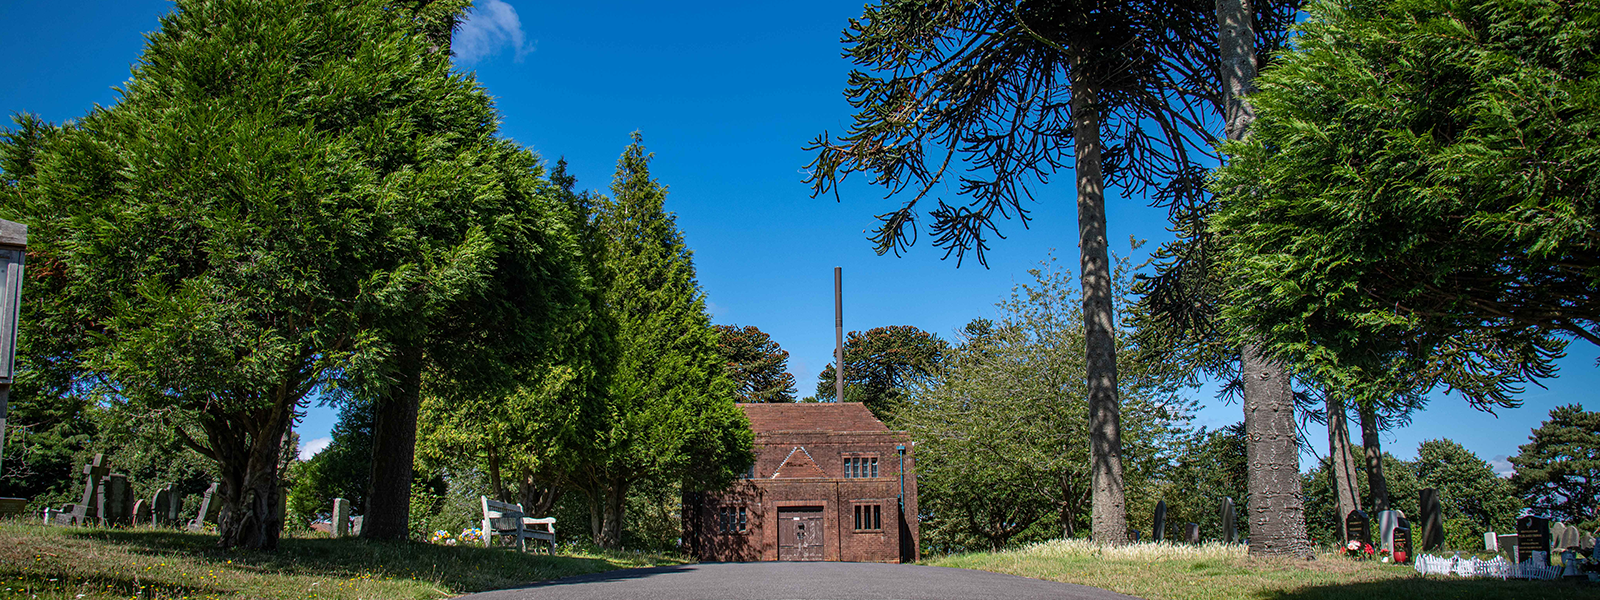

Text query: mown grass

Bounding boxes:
[929,538,1600,600]
[0,521,686,599]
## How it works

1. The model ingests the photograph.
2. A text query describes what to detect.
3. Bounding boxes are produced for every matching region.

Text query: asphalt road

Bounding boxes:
[458,562,1140,600]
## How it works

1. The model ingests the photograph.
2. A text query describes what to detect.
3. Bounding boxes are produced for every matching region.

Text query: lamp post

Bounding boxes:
[0,220,25,474]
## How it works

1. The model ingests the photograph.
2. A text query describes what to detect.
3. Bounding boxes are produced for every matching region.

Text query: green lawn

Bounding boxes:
[0,521,686,599]
[928,539,1600,600]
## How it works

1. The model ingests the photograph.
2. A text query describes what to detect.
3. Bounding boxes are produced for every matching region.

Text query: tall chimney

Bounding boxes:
[834,267,844,403]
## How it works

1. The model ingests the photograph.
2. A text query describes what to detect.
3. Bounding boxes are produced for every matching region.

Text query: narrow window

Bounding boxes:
[854,505,862,530]
[873,505,882,529]
[870,457,878,478]
[738,506,747,532]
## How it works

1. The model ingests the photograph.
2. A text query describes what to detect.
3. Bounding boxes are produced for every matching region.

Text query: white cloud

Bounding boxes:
[452,0,533,65]
[1490,455,1515,478]
[299,437,333,461]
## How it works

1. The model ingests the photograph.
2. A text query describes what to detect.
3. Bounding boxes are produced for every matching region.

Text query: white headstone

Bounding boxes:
[1377,510,1404,554]
[1484,531,1498,551]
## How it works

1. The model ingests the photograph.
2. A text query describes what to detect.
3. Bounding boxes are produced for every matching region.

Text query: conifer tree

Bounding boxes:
[579,134,752,548]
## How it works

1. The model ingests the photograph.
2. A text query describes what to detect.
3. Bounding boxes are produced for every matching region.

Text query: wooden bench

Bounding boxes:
[480,496,556,553]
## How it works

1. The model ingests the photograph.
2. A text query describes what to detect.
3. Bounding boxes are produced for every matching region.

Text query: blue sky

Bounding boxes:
[2,0,1592,477]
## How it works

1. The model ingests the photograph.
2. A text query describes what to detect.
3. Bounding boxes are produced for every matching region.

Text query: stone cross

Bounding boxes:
[1152,500,1167,542]
[1184,522,1200,545]
[74,454,110,524]
[1220,497,1237,544]
[332,498,351,537]
[1419,488,1444,552]
[187,482,219,531]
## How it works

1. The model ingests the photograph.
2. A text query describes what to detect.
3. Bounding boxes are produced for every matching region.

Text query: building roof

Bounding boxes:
[737,402,891,434]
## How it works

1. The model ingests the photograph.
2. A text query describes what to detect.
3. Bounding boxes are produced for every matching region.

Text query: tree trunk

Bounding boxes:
[1326,393,1361,540]
[597,478,628,549]
[1070,65,1127,546]
[1220,0,1311,558]
[518,473,562,518]
[362,344,424,541]
[1358,403,1389,512]
[204,383,297,550]
[1241,344,1311,557]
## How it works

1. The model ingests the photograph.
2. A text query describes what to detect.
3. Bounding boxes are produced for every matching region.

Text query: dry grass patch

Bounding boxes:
[0,521,685,599]
[930,539,1600,600]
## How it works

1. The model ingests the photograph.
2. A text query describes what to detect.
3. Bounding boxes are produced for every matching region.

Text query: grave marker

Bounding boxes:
[1516,515,1551,566]
[1152,500,1166,542]
[332,498,350,537]
[187,483,219,531]
[1498,534,1519,558]
[1419,488,1444,552]
[1393,517,1413,562]
[73,454,109,525]
[1184,522,1200,545]
[152,488,172,527]
[1220,497,1237,544]
[131,499,148,526]
[1557,524,1579,550]
[1345,510,1371,546]
[1485,531,1498,551]
[1377,510,1403,554]
[98,473,131,527]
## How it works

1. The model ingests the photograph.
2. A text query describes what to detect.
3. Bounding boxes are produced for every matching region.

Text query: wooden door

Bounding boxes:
[778,508,825,561]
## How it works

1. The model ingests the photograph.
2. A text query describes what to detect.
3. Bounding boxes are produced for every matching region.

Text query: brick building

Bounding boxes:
[684,402,919,562]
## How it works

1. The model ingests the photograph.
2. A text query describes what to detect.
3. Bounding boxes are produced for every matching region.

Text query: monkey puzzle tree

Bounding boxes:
[715,324,797,403]
[812,325,945,419]
[806,0,1231,545]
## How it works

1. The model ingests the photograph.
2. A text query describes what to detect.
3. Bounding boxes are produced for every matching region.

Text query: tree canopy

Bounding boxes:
[1210,0,1594,406]
[1511,404,1600,528]
[812,325,945,419]
[714,324,797,403]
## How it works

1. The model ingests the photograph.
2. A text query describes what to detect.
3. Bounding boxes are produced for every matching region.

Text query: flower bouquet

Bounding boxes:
[1340,540,1376,560]
[1378,548,1392,563]
[458,527,486,545]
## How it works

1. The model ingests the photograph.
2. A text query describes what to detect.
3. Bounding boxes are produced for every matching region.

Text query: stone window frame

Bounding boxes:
[716,504,748,534]
[852,503,883,532]
[841,452,880,478]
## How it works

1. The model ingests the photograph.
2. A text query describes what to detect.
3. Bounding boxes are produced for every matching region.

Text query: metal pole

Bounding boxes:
[897,444,906,507]
[834,267,844,403]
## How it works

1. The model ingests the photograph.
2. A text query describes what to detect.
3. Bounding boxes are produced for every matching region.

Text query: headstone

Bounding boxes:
[352,515,365,537]
[1516,514,1551,565]
[1419,488,1444,552]
[1184,522,1200,544]
[332,498,350,538]
[74,454,110,525]
[1128,529,1141,543]
[1345,510,1371,546]
[1561,549,1582,578]
[1582,532,1595,551]
[152,488,172,527]
[187,483,218,531]
[169,490,186,526]
[97,473,132,527]
[1220,497,1237,544]
[1393,518,1413,562]
[1152,500,1166,542]
[1498,534,1519,557]
[1557,525,1580,550]
[1485,531,1498,551]
[52,504,76,526]
[131,500,149,526]
[1377,510,1403,553]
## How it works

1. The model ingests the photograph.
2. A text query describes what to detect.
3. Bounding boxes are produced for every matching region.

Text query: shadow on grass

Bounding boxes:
[5,571,224,598]
[63,528,626,594]
[1256,576,1600,600]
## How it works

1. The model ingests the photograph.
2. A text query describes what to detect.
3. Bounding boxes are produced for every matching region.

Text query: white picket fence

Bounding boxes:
[1414,552,1563,580]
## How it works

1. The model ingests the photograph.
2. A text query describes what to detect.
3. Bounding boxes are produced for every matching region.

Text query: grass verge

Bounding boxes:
[0,521,686,599]
[928,538,1600,600]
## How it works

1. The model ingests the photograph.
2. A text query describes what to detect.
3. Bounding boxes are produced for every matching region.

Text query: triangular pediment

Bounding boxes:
[772,446,826,479]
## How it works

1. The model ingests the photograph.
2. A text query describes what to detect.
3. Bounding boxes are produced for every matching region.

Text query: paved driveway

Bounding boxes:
[459,562,1139,600]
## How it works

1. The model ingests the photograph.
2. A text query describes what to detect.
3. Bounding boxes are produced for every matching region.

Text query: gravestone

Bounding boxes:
[332,498,351,537]
[1345,510,1371,546]
[152,488,172,527]
[1152,500,1166,542]
[1498,534,1519,557]
[1557,525,1580,550]
[1393,518,1413,562]
[1185,522,1200,544]
[1582,532,1595,552]
[1377,510,1403,553]
[1128,529,1141,543]
[52,504,76,525]
[73,454,110,525]
[352,515,365,537]
[131,499,149,526]
[1485,531,1498,551]
[187,483,219,531]
[1551,522,1568,548]
[1220,497,1237,544]
[1517,515,1551,565]
[98,473,131,527]
[169,490,186,526]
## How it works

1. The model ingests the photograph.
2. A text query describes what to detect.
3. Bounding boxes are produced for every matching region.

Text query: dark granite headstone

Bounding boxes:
[98,473,132,527]
[1393,521,1413,562]
[1517,515,1551,565]
[1419,488,1444,551]
[1498,533,1519,558]
[1185,522,1201,544]
[1221,497,1238,544]
[152,488,171,527]
[1345,510,1371,546]
[1152,500,1167,542]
